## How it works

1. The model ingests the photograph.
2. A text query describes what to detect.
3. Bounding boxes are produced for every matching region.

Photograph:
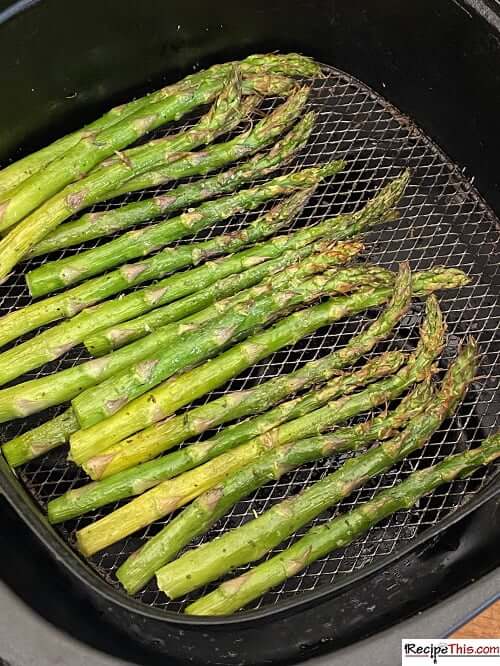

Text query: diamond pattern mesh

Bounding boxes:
[1,64,499,614]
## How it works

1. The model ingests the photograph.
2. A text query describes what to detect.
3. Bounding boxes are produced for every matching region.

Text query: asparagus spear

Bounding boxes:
[50,352,405,523]
[92,74,294,176]
[0,240,360,425]
[28,152,318,304]
[0,105,147,200]
[75,262,389,432]
[28,114,315,258]
[99,78,299,200]
[68,268,458,471]
[188,425,497,615]
[0,63,218,198]
[83,171,408,356]
[0,162,342,351]
[28,167,325,304]
[74,294,447,555]
[117,382,432,594]
[45,261,414,511]
[1,409,78,468]
[0,57,303,225]
[1,240,359,465]
[86,225,331,360]
[157,339,476,599]
[0,52,320,199]
[0,67,245,231]
[0,83,308,282]
[71,264,393,456]
[68,85,264,183]
[83,262,412,478]
[0,171,343,383]
[23,81,308,297]
[229,53,322,78]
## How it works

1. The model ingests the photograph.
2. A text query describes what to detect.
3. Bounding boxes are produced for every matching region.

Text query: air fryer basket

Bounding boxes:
[2,61,499,615]
[0,1,499,664]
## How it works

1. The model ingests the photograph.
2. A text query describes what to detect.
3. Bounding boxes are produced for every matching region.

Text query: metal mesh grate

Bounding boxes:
[1,64,499,614]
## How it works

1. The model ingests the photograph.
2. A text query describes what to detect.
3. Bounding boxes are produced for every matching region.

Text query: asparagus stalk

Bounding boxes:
[68,268,458,472]
[0,67,246,231]
[75,261,388,431]
[83,170,408,356]
[0,171,344,385]
[50,352,405,524]
[0,68,206,199]
[0,106,148,200]
[1,409,78,468]
[100,78,299,199]
[117,381,432,594]
[0,162,342,351]
[28,154,320,305]
[0,82,308,282]
[85,229,331,360]
[71,264,394,457]
[93,75,293,176]
[0,241,358,465]
[0,240,360,425]
[157,339,476,599]
[188,425,498,615]
[61,82,265,184]
[28,114,315,259]
[0,57,303,224]
[47,262,415,515]
[29,167,324,303]
[91,55,316,192]
[0,52,319,199]
[83,262,412,479]
[24,81,308,297]
[73,294,447,555]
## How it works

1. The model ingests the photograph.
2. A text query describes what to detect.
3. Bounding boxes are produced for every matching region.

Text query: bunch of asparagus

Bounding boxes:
[0,52,495,617]
[0,53,320,278]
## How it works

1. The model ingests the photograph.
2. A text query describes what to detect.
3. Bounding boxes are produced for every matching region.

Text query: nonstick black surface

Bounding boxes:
[1,63,499,616]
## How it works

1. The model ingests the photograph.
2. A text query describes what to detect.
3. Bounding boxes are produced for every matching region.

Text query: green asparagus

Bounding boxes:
[79,339,402,475]
[76,262,389,431]
[47,263,417,516]
[49,351,405,524]
[83,81,267,180]
[71,264,394,460]
[0,52,320,199]
[0,240,359,427]
[0,61,224,198]
[68,268,459,472]
[83,262,413,479]
[1,409,78,468]
[116,380,432,595]
[74,294,447,555]
[24,83,310,296]
[0,240,359,465]
[0,162,342,351]
[188,423,497,615]
[0,174,346,387]
[0,54,307,225]
[100,77,299,199]
[83,170,409,356]
[85,229,331,360]
[0,67,245,231]
[28,114,314,258]
[0,82,308,282]
[156,339,477,599]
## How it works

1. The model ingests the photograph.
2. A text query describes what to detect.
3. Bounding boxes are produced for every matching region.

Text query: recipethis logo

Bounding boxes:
[402,639,500,665]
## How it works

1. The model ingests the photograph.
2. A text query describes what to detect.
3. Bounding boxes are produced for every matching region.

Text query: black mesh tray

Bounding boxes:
[0,64,499,619]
